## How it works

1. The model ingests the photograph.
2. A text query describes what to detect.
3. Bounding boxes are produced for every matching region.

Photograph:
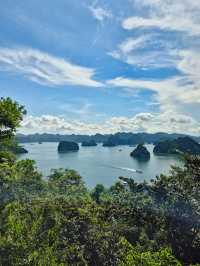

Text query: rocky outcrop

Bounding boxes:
[130,144,150,161]
[153,137,200,155]
[82,140,97,147]
[12,146,28,154]
[58,141,79,153]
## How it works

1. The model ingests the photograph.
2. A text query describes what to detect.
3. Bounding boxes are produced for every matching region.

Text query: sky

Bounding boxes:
[0,0,200,135]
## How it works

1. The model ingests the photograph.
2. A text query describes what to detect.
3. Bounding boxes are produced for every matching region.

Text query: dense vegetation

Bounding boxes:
[57,141,79,153]
[82,140,97,147]
[130,144,150,161]
[0,97,200,265]
[154,137,200,155]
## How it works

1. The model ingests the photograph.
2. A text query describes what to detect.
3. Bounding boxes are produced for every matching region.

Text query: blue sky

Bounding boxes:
[0,0,200,135]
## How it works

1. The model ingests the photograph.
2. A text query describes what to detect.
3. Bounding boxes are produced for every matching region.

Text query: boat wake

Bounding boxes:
[101,164,143,174]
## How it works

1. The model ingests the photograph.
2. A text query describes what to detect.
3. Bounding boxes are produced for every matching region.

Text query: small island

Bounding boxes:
[82,140,97,147]
[130,144,150,161]
[58,141,79,153]
[153,137,200,155]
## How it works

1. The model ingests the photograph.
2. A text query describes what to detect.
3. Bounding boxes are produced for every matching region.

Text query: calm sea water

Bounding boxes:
[18,143,183,188]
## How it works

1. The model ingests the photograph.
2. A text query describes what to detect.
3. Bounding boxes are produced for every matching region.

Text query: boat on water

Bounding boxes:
[136,169,143,174]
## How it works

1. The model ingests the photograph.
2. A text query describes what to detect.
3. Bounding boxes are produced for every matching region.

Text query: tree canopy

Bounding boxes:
[0,97,26,163]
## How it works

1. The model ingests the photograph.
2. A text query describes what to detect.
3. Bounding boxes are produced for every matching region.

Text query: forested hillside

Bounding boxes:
[17,132,200,145]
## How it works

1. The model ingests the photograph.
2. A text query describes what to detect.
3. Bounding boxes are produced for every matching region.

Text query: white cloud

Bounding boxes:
[107,112,200,135]
[107,73,200,118]
[108,0,200,71]
[110,1,200,127]
[0,47,103,87]
[112,50,177,69]
[123,0,200,36]
[20,112,200,136]
[119,35,150,54]
[107,76,180,95]
[20,115,106,135]
[122,17,200,36]
[89,6,112,22]
[108,34,178,68]
[178,50,200,79]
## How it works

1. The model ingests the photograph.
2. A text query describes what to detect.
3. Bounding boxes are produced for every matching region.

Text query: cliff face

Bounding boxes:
[58,141,79,153]
[130,144,150,161]
[153,137,200,155]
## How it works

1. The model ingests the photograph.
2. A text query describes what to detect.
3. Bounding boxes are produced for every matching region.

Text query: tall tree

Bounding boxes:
[0,97,26,163]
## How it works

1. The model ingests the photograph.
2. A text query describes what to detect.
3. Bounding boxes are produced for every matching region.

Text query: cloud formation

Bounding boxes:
[109,34,177,68]
[20,112,200,136]
[123,0,200,36]
[108,0,200,129]
[89,6,112,22]
[1,0,200,136]
[0,47,103,87]
[107,74,200,120]
[109,0,200,71]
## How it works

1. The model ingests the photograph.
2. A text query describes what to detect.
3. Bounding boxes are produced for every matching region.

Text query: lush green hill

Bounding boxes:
[130,144,150,161]
[57,141,79,153]
[154,137,200,155]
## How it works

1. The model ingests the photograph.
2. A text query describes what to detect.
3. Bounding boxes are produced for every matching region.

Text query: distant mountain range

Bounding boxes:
[17,132,200,145]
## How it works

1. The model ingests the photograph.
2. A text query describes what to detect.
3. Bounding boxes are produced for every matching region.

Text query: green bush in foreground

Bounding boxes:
[0,155,199,265]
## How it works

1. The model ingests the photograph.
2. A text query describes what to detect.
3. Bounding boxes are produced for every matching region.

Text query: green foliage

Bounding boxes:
[48,168,89,201]
[0,97,26,163]
[0,97,26,138]
[0,150,15,164]
[91,184,105,203]
[120,241,181,266]
[0,190,130,265]
[151,156,200,264]
[2,153,199,265]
